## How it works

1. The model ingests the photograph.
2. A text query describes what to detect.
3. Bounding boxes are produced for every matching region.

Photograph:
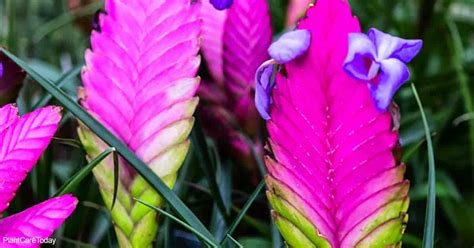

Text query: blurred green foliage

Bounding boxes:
[0,0,473,247]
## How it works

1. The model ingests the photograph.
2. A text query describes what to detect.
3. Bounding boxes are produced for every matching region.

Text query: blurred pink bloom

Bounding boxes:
[0,104,77,247]
[200,0,272,171]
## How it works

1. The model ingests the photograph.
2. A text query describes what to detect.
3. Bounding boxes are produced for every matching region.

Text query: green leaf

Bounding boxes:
[111,150,119,209]
[221,180,266,245]
[191,115,229,220]
[238,237,272,248]
[54,147,115,196]
[33,64,83,109]
[32,1,103,42]
[134,198,218,248]
[52,137,84,149]
[1,48,217,246]
[411,84,436,248]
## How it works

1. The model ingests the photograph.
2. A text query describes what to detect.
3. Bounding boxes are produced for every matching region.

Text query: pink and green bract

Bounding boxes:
[0,104,77,247]
[264,0,408,247]
[78,0,201,246]
[199,0,272,171]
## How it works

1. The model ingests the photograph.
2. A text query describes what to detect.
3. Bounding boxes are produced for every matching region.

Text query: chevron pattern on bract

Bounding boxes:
[264,1,409,247]
[78,0,201,247]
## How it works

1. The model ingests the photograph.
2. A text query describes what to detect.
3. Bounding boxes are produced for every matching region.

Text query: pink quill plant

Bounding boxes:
[256,0,422,246]
[0,103,77,248]
[199,0,272,171]
[77,0,201,246]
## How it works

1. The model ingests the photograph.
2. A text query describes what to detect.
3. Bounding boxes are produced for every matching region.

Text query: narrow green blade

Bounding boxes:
[1,48,217,246]
[412,84,436,248]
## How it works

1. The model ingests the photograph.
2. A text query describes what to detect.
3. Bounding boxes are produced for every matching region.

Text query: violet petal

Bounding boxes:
[0,63,3,78]
[210,0,233,10]
[369,58,410,111]
[255,60,277,120]
[368,28,423,63]
[268,29,311,64]
[343,33,378,81]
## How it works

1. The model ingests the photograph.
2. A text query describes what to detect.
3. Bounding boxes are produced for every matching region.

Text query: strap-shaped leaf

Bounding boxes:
[265,1,408,247]
[0,195,77,247]
[79,0,201,246]
[0,105,61,214]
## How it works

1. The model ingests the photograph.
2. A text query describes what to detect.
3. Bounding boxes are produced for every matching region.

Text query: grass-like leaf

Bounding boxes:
[135,198,218,248]
[412,84,437,248]
[191,115,229,219]
[446,17,474,175]
[1,48,217,246]
[33,64,83,109]
[111,150,119,209]
[54,147,115,196]
[221,180,265,245]
[52,137,84,149]
[32,1,103,43]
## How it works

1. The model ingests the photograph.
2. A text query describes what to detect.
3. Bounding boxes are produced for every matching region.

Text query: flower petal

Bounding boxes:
[0,104,18,132]
[343,33,379,81]
[210,0,233,10]
[0,195,77,244]
[255,60,278,120]
[0,106,62,214]
[0,63,3,78]
[369,58,410,111]
[368,28,423,63]
[268,29,311,64]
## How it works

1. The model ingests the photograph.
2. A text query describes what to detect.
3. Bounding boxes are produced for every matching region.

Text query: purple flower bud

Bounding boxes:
[268,29,311,63]
[255,60,278,120]
[210,0,233,10]
[255,29,312,120]
[343,28,423,111]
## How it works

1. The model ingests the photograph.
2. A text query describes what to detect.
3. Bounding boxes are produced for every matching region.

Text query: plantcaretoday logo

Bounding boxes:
[2,236,57,246]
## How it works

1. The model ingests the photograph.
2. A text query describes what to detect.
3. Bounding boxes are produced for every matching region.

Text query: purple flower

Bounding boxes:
[210,0,233,10]
[255,60,278,120]
[0,63,3,78]
[343,28,423,111]
[255,29,311,120]
[268,29,311,63]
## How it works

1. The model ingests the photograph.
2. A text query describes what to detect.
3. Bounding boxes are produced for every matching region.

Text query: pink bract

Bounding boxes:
[0,104,77,247]
[265,0,408,247]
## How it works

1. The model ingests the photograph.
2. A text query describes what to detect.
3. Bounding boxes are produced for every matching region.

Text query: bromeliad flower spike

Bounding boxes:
[0,104,77,247]
[78,0,200,246]
[262,0,412,247]
[199,0,272,171]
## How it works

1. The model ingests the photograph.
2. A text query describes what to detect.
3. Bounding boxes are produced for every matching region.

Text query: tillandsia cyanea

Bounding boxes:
[0,103,77,247]
[199,0,272,172]
[256,0,422,247]
[77,0,201,246]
